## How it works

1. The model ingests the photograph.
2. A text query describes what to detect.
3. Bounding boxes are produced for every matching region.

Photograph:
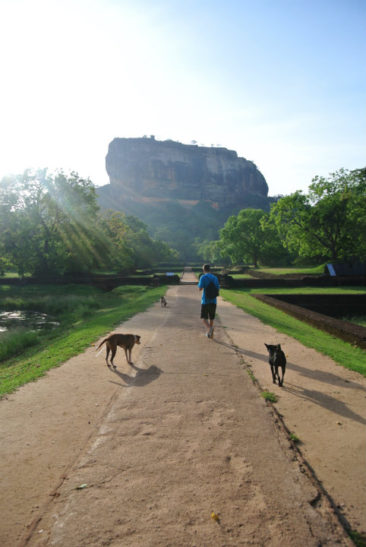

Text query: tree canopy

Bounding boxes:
[206,168,365,268]
[0,170,176,276]
[269,168,366,262]
[218,208,289,267]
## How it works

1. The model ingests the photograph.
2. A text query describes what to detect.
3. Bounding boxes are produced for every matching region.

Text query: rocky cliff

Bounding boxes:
[100,137,268,208]
[96,137,270,259]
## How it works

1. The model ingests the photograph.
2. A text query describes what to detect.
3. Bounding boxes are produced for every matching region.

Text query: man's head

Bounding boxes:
[203,264,211,273]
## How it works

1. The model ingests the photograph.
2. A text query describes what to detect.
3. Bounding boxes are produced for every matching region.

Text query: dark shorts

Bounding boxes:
[201,303,216,320]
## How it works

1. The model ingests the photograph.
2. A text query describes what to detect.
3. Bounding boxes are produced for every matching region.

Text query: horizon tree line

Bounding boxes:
[0,167,365,275]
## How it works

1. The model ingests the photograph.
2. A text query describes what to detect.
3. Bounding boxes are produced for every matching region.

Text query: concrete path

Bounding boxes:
[0,272,356,546]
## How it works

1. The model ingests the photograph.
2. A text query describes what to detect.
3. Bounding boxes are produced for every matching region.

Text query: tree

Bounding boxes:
[99,211,136,272]
[0,169,178,277]
[195,239,228,264]
[269,169,366,262]
[0,170,108,276]
[101,211,177,272]
[219,209,268,266]
[259,215,294,266]
[0,170,54,276]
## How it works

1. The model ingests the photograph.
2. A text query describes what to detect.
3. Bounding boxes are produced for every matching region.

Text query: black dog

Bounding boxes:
[264,344,286,387]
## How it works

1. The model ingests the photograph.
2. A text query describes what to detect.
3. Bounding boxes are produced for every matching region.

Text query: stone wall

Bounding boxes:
[254,294,366,349]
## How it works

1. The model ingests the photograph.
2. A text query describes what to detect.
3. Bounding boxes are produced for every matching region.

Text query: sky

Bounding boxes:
[0,0,365,196]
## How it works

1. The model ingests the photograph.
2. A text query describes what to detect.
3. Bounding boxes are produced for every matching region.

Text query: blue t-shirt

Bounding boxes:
[198,272,220,304]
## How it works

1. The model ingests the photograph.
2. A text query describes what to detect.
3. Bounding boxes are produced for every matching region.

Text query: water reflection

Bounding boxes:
[0,311,60,334]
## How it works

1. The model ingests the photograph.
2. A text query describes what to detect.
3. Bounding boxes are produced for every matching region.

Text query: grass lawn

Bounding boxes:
[0,272,32,278]
[221,286,366,378]
[253,265,325,275]
[247,286,366,295]
[0,284,166,397]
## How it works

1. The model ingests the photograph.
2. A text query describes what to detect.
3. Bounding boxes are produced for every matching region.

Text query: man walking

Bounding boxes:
[198,264,220,338]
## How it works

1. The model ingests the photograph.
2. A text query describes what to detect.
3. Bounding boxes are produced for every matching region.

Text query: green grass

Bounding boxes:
[254,265,326,275]
[221,287,366,377]
[248,286,366,295]
[0,271,32,278]
[128,273,154,278]
[0,284,166,397]
[246,367,256,383]
[0,329,41,361]
[261,391,278,403]
[0,285,101,316]
[349,530,366,547]
[289,433,300,444]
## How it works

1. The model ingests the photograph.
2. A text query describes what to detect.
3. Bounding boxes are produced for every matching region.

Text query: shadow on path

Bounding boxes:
[109,364,163,388]
[213,339,268,363]
[287,362,366,392]
[283,383,366,425]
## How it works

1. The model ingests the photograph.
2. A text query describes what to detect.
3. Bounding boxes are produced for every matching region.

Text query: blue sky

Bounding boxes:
[0,0,364,196]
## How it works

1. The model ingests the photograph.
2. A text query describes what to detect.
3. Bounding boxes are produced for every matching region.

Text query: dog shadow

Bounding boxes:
[286,362,366,392]
[110,364,162,387]
[213,339,268,363]
[282,383,366,425]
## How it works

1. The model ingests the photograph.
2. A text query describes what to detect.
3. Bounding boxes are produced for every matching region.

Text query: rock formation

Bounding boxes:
[96,137,271,258]
[99,137,268,210]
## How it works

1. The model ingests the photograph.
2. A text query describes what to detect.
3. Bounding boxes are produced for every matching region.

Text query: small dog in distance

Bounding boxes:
[160,296,167,307]
[264,344,286,387]
[96,333,141,368]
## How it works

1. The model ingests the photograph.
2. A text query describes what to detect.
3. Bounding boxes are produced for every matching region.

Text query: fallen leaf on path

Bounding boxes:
[211,511,220,522]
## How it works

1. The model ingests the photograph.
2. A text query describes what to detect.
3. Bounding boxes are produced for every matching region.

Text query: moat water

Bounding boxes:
[0,311,60,334]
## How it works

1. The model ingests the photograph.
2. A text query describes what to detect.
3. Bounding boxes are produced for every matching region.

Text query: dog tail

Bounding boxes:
[95,338,108,357]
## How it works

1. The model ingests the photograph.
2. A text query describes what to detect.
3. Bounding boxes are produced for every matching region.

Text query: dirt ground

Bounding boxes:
[0,270,365,546]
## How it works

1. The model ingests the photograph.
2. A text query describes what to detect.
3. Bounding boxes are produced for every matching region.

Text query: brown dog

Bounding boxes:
[96,334,141,368]
[160,296,167,307]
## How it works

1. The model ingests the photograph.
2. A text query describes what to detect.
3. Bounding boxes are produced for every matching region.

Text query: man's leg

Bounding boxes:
[201,305,211,336]
[202,318,211,334]
[201,305,216,337]
[208,304,216,338]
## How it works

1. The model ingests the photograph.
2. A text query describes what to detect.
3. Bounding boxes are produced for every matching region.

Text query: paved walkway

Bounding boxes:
[0,272,360,546]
